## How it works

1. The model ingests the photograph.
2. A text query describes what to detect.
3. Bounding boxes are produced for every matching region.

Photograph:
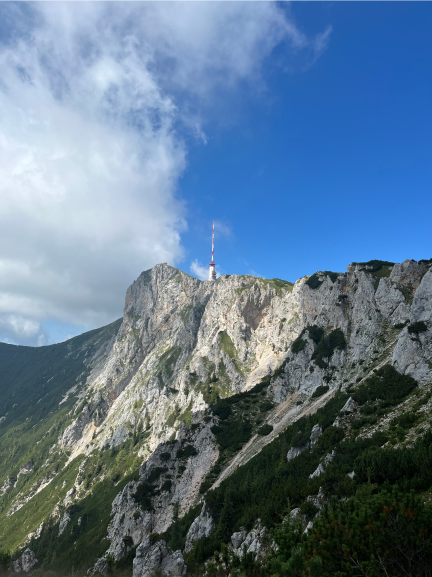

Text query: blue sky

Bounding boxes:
[0,2,430,345]
[181,2,432,282]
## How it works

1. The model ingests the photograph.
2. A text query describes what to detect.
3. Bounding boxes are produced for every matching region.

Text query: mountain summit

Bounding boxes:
[1,259,431,575]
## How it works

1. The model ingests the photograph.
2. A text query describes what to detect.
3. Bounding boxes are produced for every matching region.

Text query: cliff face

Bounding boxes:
[63,259,432,464]
[1,258,432,574]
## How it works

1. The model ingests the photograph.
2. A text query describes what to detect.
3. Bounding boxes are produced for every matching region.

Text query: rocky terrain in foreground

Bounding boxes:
[1,258,431,576]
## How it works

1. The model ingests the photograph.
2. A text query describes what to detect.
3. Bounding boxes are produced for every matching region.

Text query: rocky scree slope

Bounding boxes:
[1,258,432,576]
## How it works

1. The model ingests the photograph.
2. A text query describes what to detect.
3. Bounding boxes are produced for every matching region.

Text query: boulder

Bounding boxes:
[230,528,247,549]
[12,549,38,573]
[341,397,357,413]
[287,444,309,462]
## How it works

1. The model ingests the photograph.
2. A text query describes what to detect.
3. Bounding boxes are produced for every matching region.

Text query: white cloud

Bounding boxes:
[0,2,330,345]
[190,260,209,282]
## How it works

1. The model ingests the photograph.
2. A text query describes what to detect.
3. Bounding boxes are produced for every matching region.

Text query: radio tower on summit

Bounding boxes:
[209,220,217,281]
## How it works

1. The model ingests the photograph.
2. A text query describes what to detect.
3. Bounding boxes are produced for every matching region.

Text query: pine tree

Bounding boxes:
[215,491,235,543]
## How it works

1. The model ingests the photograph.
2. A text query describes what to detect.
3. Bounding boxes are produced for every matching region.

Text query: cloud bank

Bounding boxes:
[0,2,330,345]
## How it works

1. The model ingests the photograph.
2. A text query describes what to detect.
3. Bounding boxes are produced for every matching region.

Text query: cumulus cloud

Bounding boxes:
[0,2,330,345]
[190,260,209,282]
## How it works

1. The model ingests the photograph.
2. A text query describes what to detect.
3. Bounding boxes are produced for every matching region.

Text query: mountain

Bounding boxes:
[1,259,431,576]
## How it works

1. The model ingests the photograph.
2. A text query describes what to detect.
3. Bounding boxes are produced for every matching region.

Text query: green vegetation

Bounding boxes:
[219,332,238,360]
[0,320,122,550]
[354,259,395,273]
[306,271,340,290]
[265,278,294,296]
[269,488,432,577]
[311,385,329,399]
[199,379,275,493]
[186,376,432,576]
[257,424,273,436]
[408,321,428,334]
[311,328,346,369]
[353,260,395,290]
[291,336,307,354]
[292,326,346,368]
[156,346,182,384]
[26,470,137,575]
[352,364,417,405]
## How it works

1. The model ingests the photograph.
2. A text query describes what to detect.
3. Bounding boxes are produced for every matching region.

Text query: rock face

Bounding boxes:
[6,258,432,573]
[58,511,71,536]
[60,260,432,472]
[267,260,432,402]
[341,397,357,413]
[184,503,214,553]
[105,416,217,561]
[12,549,38,573]
[286,445,307,462]
[230,521,268,557]
[310,425,322,447]
[132,538,186,577]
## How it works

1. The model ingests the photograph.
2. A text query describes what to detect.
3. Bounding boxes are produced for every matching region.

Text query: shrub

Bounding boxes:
[212,419,252,451]
[0,550,11,572]
[272,489,432,576]
[317,426,344,451]
[292,336,307,354]
[311,385,329,399]
[306,274,323,290]
[259,400,274,411]
[300,500,319,518]
[354,259,395,273]
[177,445,198,459]
[408,321,427,334]
[353,364,417,405]
[257,424,273,436]
[307,325,324,345]
[160,480,172,493]
[306,271,339,290]
[160,452,171,462]
[390,412,417,429]
[311,328,346,369]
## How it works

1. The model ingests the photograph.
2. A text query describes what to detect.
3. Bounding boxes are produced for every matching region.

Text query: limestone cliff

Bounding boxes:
[2,258,432,575]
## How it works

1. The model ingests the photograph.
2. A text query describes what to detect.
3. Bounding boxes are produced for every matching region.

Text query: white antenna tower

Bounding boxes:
[208,220,216,281]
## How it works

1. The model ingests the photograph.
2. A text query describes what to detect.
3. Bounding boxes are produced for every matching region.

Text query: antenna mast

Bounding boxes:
[209,220,216,281]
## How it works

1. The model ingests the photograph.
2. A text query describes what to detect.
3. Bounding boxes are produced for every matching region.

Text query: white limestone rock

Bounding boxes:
[12,549,38,573]
[287,445,308,462]
[231,528,247,550]
[184,503,214,553]
[58,511,71,536]
[231,521,267,558]
[341,397,357,413]
[392,269,432,385]
[309,451,335,479]
[310,424,322,446]
[132,538,186,577]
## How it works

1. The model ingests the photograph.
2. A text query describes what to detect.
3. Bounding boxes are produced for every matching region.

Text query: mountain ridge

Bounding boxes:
[0,258,431,576]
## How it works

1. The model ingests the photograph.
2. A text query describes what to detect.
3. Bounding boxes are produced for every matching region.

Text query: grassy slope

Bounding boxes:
[0,319,121,549]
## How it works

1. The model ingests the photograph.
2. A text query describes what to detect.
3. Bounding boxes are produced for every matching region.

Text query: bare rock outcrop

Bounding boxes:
[12,549,38,573]
[184,503,214,553]
[132,538,186,577]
